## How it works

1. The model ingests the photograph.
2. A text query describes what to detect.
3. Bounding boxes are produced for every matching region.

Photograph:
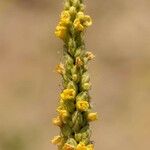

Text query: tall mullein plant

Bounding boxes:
[51,0,98,150]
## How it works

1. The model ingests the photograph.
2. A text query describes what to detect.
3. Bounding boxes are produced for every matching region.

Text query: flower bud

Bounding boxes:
[68,39,76,56]
[72,0,80,7]
[82,82,91,91]
[62,124,72,137]
[83,15,92,27]
[59,109,69,123]
[68,120,73,127]
[56,63,65,75]
[75,133,82,142]
[74,48,82,57]
[81,138,89,145]
[65,54,74,70]
[84,64,88,71]
[67,81,77,93]
[71,65,77,74]
[58,138,66,149]
[72,74,78,82]
[64,1,70,10]
[66,138,77,147]
[76,91,89,102]
[69,6,76,16]
[72,111,83,132]
[51,135,62,145]
[56,104,64,113]
[80,4,85,11]
[77,12,85,19]
[71,66,79,82]
[76,57,83,67]
[82,132,88,139]
[52,116,62,126]
[60,10,71,26]
[80,125,90,132]
[86,51,95,60]
[76,100,89,111]
[64,101,75,113]
[81,72,90,83]
[87,112,98,121]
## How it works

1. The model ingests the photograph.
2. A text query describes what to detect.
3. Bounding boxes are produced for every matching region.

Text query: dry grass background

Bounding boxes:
[0,0,150,150]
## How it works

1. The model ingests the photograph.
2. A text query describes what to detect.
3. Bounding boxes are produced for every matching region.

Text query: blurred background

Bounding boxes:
[0,0,150,150]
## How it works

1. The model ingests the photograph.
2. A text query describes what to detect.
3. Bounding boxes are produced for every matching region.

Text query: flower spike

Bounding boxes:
[52,0,97,149]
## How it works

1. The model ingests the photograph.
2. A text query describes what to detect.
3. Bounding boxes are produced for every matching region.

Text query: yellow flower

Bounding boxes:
[73,12,92,31]
[60,10,71,25]
[85,51,95,60]
[52,116,62,126]
[57,105,64,112]
[76,143,94,150]
[59,109,69,122]
[61,10,70,19]
[76,57,83,66]
[56,63,65,75]
[87,112,98,122]
[87,144,94,150]
[76,100,89,111]
[51,135,62,145]
[61,89,76,101]
[63,143,75,150]
[74,18,84,31]
[56,105,65,113]
[55,25,67,39]
[59,109,68,116]
[76,12,85,19]
[76,142,87,150]
[82,15,92,27]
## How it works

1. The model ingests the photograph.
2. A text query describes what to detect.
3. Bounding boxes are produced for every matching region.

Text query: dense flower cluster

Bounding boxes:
[55,1,92,41]
[52,0,97,149]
